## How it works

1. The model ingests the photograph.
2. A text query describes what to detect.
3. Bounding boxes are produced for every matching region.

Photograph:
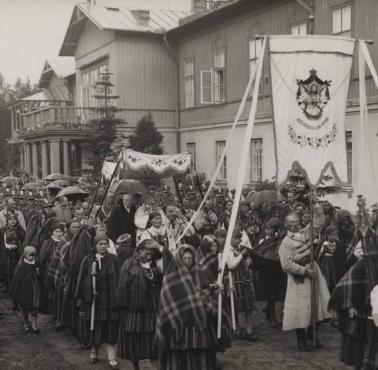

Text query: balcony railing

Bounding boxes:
[17,106,99,134]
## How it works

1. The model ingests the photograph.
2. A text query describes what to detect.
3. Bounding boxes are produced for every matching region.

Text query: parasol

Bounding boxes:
[119,149,191,180]
[45,173,73,182]
[1,176,19,186]
[246,190,285,206]
[56,186,89,201]
[47,180,70,188]
[114,179,147,194]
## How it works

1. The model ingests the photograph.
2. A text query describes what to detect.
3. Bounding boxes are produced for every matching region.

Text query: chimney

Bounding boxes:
[192,0,236,12]
[191,0,207,12]
[131,10,150,26]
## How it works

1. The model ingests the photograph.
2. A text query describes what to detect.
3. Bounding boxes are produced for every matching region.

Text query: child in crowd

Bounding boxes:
[227,228,257,341]
[9,246,41,333]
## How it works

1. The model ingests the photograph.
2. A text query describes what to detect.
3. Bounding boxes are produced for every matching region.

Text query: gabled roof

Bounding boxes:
[38,57,75,88]
[60,1,191,56]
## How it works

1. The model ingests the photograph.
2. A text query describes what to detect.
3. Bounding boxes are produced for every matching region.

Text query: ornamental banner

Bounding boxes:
[120,149,191,179]
[269,35,355,186]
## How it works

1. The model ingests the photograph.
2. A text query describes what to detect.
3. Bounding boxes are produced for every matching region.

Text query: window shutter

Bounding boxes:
[200,69,213,104]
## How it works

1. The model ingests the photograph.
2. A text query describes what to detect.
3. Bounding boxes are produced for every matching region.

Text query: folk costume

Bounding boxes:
[0,215,25,289]
[329,228,378,370]
[117,247,163,365]
[75,236,120,367]
[155,245,218,370]
[252,217,286,326]
[9,247,42,333]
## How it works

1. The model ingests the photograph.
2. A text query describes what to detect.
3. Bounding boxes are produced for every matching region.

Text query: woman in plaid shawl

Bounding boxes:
[118,239,163,370]
[155,244,218,370]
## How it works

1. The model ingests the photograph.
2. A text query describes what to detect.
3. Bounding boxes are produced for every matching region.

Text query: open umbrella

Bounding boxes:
[1,176,19,186]
[56,186,89,201]
[246,190,285,206]
[45,173,73,182]
[115,179,147,194]
[47,180,70,188]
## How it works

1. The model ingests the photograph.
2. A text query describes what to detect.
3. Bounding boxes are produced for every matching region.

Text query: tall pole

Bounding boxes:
[309,191,317,347]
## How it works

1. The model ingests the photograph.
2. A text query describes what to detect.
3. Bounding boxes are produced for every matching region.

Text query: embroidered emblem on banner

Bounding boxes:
[296,69,331,120]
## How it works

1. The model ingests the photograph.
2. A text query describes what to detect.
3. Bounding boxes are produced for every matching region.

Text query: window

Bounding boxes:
[249,38,263,95]
[250,138,263,182]
[346,131,352,183]
[216,141,227,180]
[213,50,225,103]
[81,62,108,107]
[186,143,196,171]
[291,22,307,35]
[184,59,195,108]
[200,49,226,104]
[332,5,352,36]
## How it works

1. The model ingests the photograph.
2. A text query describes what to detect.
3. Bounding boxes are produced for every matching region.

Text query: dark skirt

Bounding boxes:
[118,309,157,361]
[160,349,217,370]
[256,269,286,302]
[233,266,255,314]
[320,256,337,292]
[2,249,20,288]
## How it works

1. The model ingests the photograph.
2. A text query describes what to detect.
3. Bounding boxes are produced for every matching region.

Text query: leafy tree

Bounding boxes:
[0,73,39,175]
[128,113,164,154]
[88,71,126,176]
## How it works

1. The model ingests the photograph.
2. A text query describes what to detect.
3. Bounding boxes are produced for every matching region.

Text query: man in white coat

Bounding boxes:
[278,198,331,352]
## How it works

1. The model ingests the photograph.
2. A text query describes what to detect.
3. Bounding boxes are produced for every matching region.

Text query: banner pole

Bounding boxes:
[309,192,317,347]
[216,36,267,338]
[89,174,103,215]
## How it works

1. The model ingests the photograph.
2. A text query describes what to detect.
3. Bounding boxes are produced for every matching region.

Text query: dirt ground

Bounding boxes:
[0,293,351,370]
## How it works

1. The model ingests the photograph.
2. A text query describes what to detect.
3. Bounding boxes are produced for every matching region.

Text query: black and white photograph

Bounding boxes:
[0,0,378,369]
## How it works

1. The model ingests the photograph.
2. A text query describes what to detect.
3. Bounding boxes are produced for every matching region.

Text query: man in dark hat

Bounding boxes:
[53,196,72,223]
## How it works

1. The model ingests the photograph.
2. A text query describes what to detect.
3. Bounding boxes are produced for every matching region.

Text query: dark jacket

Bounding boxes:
[107,204,137,245]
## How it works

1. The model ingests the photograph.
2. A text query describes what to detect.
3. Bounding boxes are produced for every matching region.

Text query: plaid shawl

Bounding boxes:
[154,244,215,352]
[328,258,368,313]
[196,236,218,283]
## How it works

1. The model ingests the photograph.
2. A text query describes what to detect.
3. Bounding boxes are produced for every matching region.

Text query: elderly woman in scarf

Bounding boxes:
[118,238,163,370]
[155,244,219,370]
[75,234,121,369]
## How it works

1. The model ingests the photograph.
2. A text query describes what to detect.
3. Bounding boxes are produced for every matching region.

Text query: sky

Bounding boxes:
[0,0,191,85]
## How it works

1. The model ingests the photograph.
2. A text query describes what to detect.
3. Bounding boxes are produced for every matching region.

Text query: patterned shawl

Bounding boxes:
[154,244,214,352]
[196,236,219,283]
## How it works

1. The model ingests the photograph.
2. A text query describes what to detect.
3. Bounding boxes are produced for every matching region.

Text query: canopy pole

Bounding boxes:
[94,161,120,219]
[309,192,317,347]
[89,174,103,215]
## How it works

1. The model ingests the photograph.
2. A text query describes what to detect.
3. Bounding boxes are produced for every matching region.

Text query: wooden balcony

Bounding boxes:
[18,106,99,135]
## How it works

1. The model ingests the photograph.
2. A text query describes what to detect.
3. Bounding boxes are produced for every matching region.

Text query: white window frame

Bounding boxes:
[249,38,264,95]
[346,131,352,183]
[184,58,195,108]
[200,49,226,105]
[186,142,196,171]
[216,141,227,180]
[291,22,307,35]
[81,62,108,108]
[332,4,352,36]
[250,138,263,183]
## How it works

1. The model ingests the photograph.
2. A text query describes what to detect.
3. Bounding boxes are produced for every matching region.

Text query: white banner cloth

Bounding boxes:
[269,35,355,186]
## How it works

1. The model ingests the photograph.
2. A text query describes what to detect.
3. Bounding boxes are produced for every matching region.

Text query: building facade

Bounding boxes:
[8,0,378,209]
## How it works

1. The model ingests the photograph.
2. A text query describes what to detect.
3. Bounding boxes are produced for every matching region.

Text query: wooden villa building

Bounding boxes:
[8,0,378,209]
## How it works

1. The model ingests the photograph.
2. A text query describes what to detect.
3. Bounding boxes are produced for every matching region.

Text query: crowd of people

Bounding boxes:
[0,184,378,370]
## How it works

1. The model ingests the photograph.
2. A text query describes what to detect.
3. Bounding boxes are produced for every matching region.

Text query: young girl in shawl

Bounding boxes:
[9,246,41,333]
[75,235,121,369]
[155,244,219,370]
[118,238,163,370]
[39,221,64,316]
[0,214,25,290]
[227,228,257,341]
